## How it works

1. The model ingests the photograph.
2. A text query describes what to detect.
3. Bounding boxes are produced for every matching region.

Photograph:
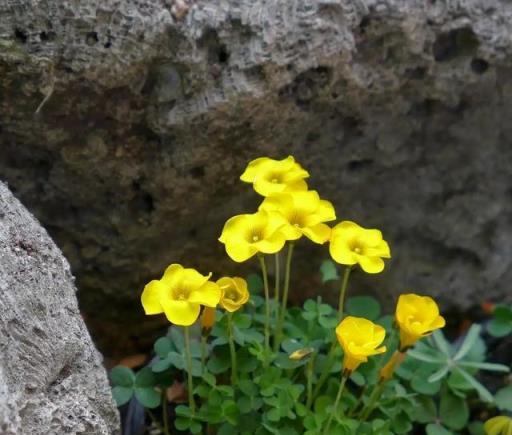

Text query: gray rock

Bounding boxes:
[0,182,119,434]
[0,0,511,354]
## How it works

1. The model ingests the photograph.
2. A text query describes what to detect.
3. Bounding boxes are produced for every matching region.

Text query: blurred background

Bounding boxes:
[1,1,511,363]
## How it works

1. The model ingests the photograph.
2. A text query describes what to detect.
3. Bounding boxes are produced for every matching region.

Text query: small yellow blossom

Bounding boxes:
[395,293,446,350]
[259,190,336,244]
[219,210,287,262]
[217,277,250,312]
[201,307,216,334]
[289,347,315,361]
[141,264,221,326]
[484,416,512,435]
[329,221,391,273]
[336,316,386,373]
[240,156,309,196]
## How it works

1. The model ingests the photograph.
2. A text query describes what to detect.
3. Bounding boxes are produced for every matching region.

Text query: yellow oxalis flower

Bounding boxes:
[141,264,221,326]
[336,316,386,373]
[219,210,287,262]
[240,156,309,197]
[329,221,391,273]
[217,276,250,312]
[395,293,446,350]
[259,190,336,244]
[484,416,512,435]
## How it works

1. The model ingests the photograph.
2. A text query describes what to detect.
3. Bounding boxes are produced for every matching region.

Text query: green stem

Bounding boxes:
[258,254,271,364]
[183,326,196,414]
[200,335,207,373]
[337,266,352,319]
[274,252,280,324]
[359,380,385,421]
[274,243,294,351]
[162,390,170,435]
[305,355,315,409]
[227,312,238,384]
[323,373,348,434]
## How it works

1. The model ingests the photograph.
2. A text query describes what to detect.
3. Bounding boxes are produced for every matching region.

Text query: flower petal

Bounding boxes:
[357,255,385,274]
[189,281,221,307]
[161,299,201,326]
[225,240,258,262]
[302,223,331,244]
[253,231,286,254]
[329,239,357,265]
[219,214,251,243]
[141,280,166,315]
[240,157,273,182]
[161,264,184,288]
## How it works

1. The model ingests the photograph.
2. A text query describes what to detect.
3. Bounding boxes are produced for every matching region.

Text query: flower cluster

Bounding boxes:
[141,264,249,326]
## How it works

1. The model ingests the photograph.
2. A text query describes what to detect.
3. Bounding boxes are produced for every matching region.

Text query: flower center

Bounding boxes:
[172,288,189,301]
[271,178,279,183]
[354,246,362,254]
[252,235,260,242]
[226,290,238,302]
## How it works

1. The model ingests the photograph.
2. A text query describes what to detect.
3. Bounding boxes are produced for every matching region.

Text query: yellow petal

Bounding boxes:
[225,240,258,262]
[240,157,274,182]
[282,179,309,192]
[189,281,221,307]
[161,264,184,288]
[180,268,212,292]
[329,239,357,265]
[357,255,385,274]
[161,299,201,326]
[141,280,166,315]
[253,231,286,254]
[484,416,512,435]
[219,215,252,243]
[302,223,331,244]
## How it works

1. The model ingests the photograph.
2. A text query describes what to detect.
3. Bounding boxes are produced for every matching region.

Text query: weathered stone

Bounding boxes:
[1,0,512,355]
[0,182,119,434]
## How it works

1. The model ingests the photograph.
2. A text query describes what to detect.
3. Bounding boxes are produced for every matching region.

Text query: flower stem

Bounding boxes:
[183,326,195,414]
[274,243,294,351]
[227,312,238,384]
[359,379,385,421]
[162,390,170,435]
[274,252,280,325]
[305,355,315,409]
[337,266,352,319]
[258,254,271,364]
[312,266,353,401]
[200,335,207,373]
[323,372,349,434]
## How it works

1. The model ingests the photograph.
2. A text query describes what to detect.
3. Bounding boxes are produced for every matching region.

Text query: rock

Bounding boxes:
[0,182,119,434]
[1,1,512,355]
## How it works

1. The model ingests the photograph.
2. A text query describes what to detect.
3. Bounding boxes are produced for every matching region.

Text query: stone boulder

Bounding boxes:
[0,182,119,434]
[1,0,512,354]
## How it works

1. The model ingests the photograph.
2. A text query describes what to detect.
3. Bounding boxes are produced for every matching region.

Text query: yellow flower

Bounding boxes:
[217,277,250,312]
[219,210,287,262]
[329,221,391,273]
[289,347,314,361]
[259,190,336,244]
[484,416,512,435]
[336,316,386,373]
[395,293,446,350]
[141,264,221,326]
[240,156,309,196]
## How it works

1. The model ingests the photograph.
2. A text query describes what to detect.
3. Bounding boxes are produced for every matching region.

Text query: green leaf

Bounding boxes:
[135,367,156,388]
[112,386,133,406]
[468,421,485,435]
[458,361,510,372]
[454,368,493,402]
[247,273,263,293]
[412,374,441,395]
[426,423,453,435]
[169,327,185,349]
[110,366,135,387]
[414,396,437,423]
[487,318,512,338]
[134,387,161,408]
[152,355,172,373]
[320,260,339,283]
[453,324,481,361]
[223,400,240,425]
[407,350,445,364]
[495,386,512,411]
[350,371,365,386]
[440,390,469,430]
[432,330,452,357]
[494,305,512,321]
[154,337,173,357]
[207,354,230,374]
[346,296,381,320]
[428,365,450,383]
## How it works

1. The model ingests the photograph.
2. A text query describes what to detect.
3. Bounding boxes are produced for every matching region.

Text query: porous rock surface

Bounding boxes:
[1,0,512,354]
[0,182,119,434]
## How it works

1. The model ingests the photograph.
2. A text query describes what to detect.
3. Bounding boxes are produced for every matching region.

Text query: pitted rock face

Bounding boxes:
[0,182,119,434]
[1,1,512,355]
